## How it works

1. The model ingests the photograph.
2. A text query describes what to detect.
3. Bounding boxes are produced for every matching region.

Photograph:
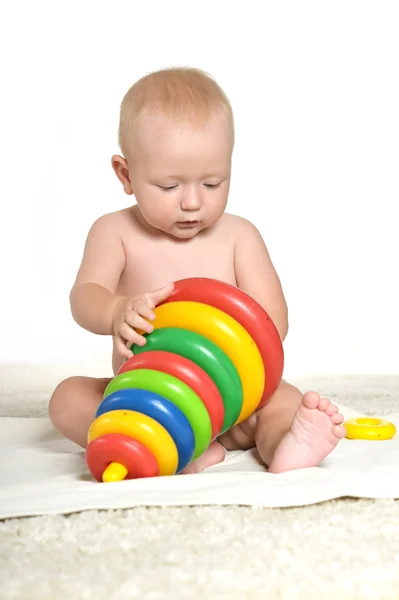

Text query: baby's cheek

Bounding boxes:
[206,197,227,224]
[140,201,167,224]
[146,206,176,233]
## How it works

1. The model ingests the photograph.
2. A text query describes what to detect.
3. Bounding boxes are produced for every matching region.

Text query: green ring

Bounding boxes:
[132,327,243,434]
[104,368,212,459]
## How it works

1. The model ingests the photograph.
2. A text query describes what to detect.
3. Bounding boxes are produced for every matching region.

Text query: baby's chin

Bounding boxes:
[173,220,204,236]
[152,220,207,240]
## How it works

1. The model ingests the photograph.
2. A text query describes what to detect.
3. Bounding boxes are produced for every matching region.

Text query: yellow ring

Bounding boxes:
[88,409,179,475]
[344,417,396,441]
[151,301,265,423]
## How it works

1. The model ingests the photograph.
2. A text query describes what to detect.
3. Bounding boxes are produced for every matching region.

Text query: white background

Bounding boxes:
[1,1,398,378]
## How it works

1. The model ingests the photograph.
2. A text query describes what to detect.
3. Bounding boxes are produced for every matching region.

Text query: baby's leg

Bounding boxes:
[49,376,111,448]
[255,381,346,473]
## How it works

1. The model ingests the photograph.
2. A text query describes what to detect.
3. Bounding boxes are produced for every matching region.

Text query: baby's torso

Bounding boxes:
[116,207,237,295]
[111,206,238,372]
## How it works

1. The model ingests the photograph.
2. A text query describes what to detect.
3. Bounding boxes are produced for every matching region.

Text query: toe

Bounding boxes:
[326,404,338,416]
[318,397,331,411]
[332,424,347,438]
[331,412,345,424]
[302,391,320,409]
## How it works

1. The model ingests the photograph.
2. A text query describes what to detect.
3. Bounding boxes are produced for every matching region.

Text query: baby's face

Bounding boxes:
[128,113,233,239]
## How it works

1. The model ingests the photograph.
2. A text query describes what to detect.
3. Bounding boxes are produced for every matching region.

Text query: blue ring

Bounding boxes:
[96,388,195,473]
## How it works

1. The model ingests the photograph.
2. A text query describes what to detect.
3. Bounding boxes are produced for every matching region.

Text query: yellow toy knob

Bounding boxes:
[102,462,128,482]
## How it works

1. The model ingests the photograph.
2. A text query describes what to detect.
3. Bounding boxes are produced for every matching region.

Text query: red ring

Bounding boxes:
[160,278,284,407]
[86,434,159,482]
[118,350,225,439]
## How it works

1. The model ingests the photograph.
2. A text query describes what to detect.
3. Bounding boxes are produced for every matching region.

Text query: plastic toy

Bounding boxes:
[344,417,396,441]
[86,277,284,482]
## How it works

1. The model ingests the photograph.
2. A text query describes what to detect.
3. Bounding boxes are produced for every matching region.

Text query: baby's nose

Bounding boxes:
[180,186,202,210]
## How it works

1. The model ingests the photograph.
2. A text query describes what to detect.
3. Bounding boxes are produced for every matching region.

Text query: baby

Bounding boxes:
[49,67,346,474]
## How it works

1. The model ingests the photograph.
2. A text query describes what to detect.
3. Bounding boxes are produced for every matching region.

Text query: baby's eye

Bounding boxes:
[158,185,177,191]
[157,183,221,191]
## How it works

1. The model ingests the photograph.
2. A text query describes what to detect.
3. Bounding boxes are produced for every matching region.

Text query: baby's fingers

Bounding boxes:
[132,297,157,322]
[119,322,147,348]
[145,281,174,309]
[125,310,154,334]
[115,336,134,359]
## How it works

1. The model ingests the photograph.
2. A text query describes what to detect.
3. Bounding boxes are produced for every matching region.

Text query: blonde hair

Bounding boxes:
[117,66,234,158]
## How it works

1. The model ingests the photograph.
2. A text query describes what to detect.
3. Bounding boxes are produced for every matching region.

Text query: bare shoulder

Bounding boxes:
[219,212,257,229]
[221,213,273,275]
[72,208,134,291]
[84,207,141,251]
[219,213,264,243]
[89,207,134,232]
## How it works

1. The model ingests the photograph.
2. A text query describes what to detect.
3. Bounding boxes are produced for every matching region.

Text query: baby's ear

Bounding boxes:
[111,155,134,195]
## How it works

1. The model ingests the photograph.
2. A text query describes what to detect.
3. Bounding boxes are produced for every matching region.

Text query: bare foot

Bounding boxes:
[267,391,346,474]
[181,440,225,474]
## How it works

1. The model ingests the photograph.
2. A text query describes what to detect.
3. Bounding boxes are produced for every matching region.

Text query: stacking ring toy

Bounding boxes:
[132,327,243,433]
[86,434,160,482]
[97,388,195,472]
[344,417,396,440]
[161,278,284,406]
[85,277,285,483]
[149,301,264,423]
[118,351,224,439]
[104,369,212,459]
[88,410,179,476]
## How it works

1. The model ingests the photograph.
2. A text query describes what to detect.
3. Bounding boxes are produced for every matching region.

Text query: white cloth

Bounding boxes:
[1,403,399,519]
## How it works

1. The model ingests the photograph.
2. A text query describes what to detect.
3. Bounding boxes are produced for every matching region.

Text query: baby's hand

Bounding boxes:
[112,282,174,358]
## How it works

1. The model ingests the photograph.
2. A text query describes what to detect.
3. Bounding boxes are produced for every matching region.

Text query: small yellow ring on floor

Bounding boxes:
[344,417,396,440]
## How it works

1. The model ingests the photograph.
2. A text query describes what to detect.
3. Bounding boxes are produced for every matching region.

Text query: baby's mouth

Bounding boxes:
[177,220,200,227]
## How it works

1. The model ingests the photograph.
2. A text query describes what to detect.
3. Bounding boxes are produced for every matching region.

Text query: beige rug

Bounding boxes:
[1,365,399,599]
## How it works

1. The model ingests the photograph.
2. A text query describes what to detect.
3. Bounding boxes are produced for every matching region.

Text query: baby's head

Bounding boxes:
[112,67,234,239]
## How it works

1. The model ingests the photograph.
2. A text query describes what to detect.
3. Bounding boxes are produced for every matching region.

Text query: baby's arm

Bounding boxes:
[70,214,127,335]
[233,218,288,341]
[70,213,173,357]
